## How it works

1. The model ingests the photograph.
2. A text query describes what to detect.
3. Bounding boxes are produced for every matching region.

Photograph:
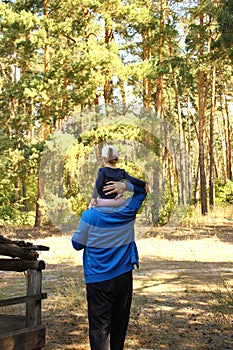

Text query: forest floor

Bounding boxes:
[0,216,233,350]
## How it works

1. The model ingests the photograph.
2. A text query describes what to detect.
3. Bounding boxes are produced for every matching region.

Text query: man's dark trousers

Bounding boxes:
[86,271,133,350]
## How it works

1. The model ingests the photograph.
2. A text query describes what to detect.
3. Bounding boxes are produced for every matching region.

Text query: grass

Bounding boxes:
[182,203,233,226]
[207,279,233,327]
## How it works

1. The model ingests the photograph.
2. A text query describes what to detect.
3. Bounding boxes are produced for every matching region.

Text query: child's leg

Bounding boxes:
[95,197,125,207]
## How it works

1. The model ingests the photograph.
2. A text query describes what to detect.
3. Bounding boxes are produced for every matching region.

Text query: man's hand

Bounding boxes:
[103,181,127,199]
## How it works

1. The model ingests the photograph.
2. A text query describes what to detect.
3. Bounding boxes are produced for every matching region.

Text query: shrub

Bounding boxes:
[215,179,233,204]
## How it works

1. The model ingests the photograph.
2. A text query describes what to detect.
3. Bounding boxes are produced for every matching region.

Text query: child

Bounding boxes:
[90,145,147,207]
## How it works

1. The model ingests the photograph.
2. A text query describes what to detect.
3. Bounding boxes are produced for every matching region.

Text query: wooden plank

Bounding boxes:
[0,243,38,260]
[0,315,25,333]
[0,259,45,272]
[0,293,47,307]
[26,270,42,327]
[0,325,46,350]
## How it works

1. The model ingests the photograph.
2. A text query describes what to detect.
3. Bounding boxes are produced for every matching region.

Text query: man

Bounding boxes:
[72,180,148,350]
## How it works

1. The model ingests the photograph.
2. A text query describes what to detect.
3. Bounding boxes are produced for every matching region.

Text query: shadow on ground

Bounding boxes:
[37,258,233,350]
[146,222,233,244]
[1,224,233,350]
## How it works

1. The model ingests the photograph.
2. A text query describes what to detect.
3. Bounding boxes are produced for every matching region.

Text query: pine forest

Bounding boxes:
[0,0,233,228]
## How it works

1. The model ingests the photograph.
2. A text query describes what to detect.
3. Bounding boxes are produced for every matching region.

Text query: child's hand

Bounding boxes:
[90,198,97,207]
[145,184,150,193]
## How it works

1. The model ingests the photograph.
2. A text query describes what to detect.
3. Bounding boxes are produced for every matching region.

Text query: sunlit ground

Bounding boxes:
[0,205,233,349]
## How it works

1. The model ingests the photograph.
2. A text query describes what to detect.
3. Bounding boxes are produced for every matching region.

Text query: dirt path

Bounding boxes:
[126,223,233,350]
[128,250,233,349]
[1,222,233,350]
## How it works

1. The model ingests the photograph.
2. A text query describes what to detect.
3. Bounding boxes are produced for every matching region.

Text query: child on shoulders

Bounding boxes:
[90,145,147,208]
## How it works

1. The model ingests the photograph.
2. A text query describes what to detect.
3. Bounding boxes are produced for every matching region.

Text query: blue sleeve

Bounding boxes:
[71,217,89,250]
[128,183,147,212]
[108,182,147,221]
[123,170,146,188]
[123,181,147,210]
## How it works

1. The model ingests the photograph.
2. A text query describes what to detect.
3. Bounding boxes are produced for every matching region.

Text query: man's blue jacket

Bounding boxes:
[71,183,147,284]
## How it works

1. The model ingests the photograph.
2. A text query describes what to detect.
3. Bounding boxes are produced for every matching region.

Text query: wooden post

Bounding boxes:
[26,269,43,350]
[26,269,42,327]
[0,259,46,350]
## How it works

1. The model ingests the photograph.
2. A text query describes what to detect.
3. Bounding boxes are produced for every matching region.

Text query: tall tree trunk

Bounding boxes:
[142,31,152,109]
[218,92,228,181]
[147,33,152,109]
[169,43,187,205]
[209,64,216,208]
[142,33,147,108]
[119,80,127,114]
[194,158,199,205]
[104,25,114,105]
[187,96,193,203]
[199,69,208,215]
[153,0,166,223]
[14,177,20,204]
[34,0,50,227]
[103,78,113,105]
[155,0,166,119]
[34,175,44,228]
[22,182,27,211]
[223,89,232,180]
[198,13,208,215]
[43,0,51,139]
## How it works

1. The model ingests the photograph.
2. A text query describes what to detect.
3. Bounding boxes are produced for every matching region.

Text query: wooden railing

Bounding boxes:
[0,259,47,350]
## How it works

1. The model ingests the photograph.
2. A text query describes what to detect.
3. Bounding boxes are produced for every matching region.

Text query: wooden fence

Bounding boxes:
[0,259,47,350]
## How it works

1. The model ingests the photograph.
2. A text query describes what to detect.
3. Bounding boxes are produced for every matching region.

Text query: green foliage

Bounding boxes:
[0,203,35,226]
[0,0,232,227]
[0,141,43,224]
[157,193,176,226]
[215,180,233,204]
[69,194,89,217]
[218,0,233,56]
